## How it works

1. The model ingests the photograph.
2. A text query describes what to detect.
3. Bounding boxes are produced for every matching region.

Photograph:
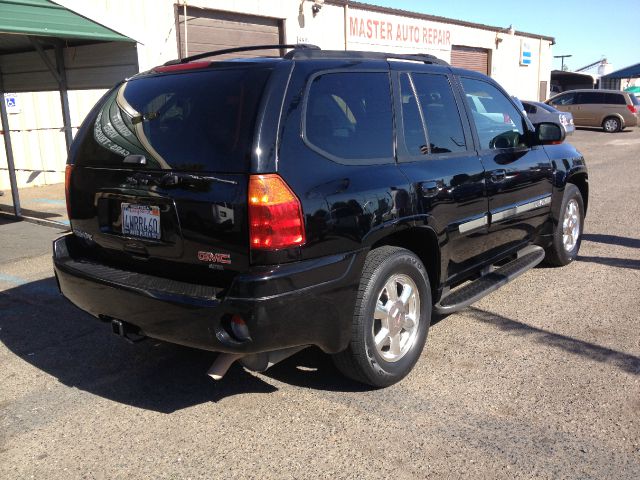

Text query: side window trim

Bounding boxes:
[301,68,395,166]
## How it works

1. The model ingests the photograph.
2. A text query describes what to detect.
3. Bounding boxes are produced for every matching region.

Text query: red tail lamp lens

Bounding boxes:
[65,164,74,219]
[248,174,305,250]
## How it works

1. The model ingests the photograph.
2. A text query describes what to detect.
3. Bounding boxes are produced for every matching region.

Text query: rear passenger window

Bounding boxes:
[399,74,427,156]
[604,93,626,105]
[305,72,393,162]
[412,74,466,153]
[461,77,527,150]
[578,91,604,104]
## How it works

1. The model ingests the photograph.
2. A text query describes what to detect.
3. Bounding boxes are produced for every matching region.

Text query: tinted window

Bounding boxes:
[538,103,559,113]
[604,93,627,105]
[305,72,393,162]
[577,91,605,104]
[461,77,527,150]
[551,93,575,105]
[399,74,427,156]
[630,94,640,106]
[412,73,466,153]
[75,67,272,172]
[523,103,537,114]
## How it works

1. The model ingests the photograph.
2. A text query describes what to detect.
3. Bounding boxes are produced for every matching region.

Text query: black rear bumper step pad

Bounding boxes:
[434,246,545,315]
[56,257,221,301]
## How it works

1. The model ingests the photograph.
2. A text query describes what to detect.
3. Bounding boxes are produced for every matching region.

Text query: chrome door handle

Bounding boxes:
[491,169,507,182]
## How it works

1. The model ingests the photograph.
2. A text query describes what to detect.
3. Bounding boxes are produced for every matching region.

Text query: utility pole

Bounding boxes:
[554,54,572,71]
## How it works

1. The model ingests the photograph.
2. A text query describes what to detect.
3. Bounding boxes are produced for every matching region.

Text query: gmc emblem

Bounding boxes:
[197,251,231,264]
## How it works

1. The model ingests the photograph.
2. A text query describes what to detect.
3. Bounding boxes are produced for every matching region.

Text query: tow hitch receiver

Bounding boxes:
[111,319,146,344]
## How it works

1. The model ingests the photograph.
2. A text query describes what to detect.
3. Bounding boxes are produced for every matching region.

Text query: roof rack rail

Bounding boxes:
[163,44,321,66]
[285,49,449,66]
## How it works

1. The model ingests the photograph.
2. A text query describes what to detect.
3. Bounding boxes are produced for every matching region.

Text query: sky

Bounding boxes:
[363,0,637,73]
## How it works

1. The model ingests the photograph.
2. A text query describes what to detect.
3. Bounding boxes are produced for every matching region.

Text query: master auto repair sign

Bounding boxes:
[348,9,452,54]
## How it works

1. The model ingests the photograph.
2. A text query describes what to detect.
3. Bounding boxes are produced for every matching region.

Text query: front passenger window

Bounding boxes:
[461,77,527,150]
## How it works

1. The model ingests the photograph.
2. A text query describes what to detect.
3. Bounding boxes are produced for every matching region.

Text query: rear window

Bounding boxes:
[604,93,627,105]
[630,94,640,106]
[74,67,273,172]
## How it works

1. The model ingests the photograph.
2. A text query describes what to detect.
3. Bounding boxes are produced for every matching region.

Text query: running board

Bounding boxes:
[434,245,545,315]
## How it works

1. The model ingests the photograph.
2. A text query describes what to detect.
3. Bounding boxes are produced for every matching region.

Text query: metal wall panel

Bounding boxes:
[451,45,489,75]
[0,41,138,92]
[177,7,283,60]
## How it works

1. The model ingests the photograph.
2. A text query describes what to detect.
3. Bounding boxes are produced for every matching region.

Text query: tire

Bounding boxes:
[544,184,584,266]
[602,116,621,133]
[332,246,432,387]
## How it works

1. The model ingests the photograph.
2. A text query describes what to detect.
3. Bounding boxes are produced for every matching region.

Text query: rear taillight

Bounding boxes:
[248,174,305,250]
[64,164,74,219]
[627,104,637,114]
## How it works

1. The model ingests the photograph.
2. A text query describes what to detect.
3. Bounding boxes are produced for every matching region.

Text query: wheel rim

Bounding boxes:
[562,198,580,252]
[372,274,420,363]
[604,118,618,132]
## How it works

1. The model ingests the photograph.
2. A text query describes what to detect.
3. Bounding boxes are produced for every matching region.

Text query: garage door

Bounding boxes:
[177,7,283,60]
[451,45,489,75]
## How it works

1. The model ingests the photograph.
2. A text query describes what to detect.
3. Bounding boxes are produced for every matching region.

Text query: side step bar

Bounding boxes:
[434,245,545,315]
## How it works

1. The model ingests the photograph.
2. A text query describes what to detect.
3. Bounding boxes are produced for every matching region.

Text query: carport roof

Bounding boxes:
[0,0,132,44]
[602,62,640,79]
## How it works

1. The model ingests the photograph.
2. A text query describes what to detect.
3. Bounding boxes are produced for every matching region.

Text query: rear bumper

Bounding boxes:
[53,234,365,354]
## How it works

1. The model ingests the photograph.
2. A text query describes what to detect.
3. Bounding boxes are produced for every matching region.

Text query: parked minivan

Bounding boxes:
[546,89,639,132]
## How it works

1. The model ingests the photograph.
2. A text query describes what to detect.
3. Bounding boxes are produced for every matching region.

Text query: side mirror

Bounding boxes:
[535,122,565,145]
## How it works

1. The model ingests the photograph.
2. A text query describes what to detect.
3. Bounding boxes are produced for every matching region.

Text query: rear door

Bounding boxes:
[68,65,274,286]
[459,76,553,256]
[391,64,488,281]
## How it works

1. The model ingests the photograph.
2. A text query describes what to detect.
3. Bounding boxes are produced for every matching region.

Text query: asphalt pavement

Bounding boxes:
[1,128,639,479]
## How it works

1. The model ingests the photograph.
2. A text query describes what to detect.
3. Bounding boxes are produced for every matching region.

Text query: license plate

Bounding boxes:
[121,203,161,240]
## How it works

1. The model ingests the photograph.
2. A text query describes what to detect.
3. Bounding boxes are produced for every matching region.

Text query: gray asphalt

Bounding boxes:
[1,128,639,479]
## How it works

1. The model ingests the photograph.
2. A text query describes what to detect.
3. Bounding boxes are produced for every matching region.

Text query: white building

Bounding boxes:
[1,0,554,193]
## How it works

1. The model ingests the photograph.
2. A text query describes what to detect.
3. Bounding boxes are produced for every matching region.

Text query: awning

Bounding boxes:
[603,63,640,80]
[0,0,131,42]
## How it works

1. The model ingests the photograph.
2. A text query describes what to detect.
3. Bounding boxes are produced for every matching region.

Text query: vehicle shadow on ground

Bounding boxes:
[0,277,365,413]
[582,233,640,249]
[576,255,640,270]
[463,307,640,376]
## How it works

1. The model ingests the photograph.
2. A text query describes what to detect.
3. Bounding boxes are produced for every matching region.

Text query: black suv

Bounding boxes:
[54,45,588,387]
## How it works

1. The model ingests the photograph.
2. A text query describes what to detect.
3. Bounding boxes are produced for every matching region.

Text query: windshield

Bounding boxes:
[74,66,273,172]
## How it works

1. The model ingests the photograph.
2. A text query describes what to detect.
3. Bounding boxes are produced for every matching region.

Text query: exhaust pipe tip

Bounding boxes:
[207,353,244,381]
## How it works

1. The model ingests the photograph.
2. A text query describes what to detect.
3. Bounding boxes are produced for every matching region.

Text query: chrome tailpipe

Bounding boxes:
[207,353,244,380]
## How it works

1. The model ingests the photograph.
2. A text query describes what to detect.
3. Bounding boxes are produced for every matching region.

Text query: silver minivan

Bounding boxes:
[547,89,639,132]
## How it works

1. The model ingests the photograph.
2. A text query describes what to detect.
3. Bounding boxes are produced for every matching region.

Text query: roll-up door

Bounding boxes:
[177,7,283,60]
[451,45,490,75]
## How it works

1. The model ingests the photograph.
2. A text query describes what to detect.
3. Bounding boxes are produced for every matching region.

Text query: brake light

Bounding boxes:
[627,104,637,114]
[153,61,210,73]
[248,174,305,250]
[64,164,74,220]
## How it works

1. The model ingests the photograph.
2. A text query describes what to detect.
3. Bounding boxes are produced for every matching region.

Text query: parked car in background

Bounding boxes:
[522,100,575,135]
[546,89,639,132]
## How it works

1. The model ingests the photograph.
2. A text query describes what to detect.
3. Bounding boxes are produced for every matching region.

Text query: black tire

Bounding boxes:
[544,184,584,266]
[332,246,432,387]
[602,116,621,133]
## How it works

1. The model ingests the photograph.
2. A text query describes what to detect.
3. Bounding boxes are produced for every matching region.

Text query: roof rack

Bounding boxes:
[284,49,448,66]
[163,44,321,66]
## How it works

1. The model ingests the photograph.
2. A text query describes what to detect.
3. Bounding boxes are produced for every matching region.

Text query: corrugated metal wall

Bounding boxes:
[0,41,138,92]
[451,45,489,75]
[177,7,283,60]
[0,41,137,190]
